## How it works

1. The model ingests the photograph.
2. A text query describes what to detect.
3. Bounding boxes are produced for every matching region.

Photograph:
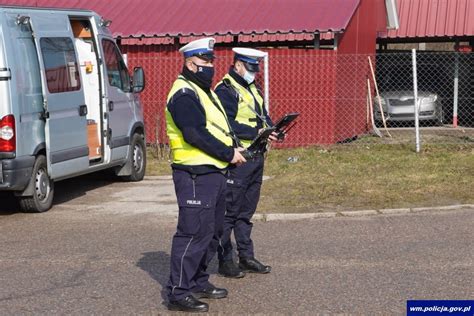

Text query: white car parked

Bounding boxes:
[374,91,443,125]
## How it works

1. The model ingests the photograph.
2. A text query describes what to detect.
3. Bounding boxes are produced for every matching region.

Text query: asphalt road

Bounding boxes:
[0,175,472,315]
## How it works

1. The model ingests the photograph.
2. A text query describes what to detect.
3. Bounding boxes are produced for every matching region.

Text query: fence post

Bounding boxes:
[264,52,270,113]
[453,52,459,128]
[412,49,421,153]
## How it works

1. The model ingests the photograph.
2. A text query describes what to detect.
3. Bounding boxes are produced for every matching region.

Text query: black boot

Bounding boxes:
[168,295,209,312]
[192,286,228,299]
[239,257,271,274]
[218,260,246,278]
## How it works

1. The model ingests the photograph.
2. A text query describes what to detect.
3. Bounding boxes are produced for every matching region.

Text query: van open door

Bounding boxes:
[28,13,89,179]
[98,36,135,162]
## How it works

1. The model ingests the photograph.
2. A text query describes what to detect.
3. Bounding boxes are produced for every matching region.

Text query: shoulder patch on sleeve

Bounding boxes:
[169,87,198,105]
[220,79,239,100]
[223,78,232,87]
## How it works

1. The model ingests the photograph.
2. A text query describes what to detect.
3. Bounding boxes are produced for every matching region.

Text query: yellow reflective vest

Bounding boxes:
[217,74,265,147]
[165,76,233,169]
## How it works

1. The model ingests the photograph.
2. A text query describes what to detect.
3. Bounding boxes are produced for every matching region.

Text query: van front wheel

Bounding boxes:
[19,155,54,213]
[122,133,146,182]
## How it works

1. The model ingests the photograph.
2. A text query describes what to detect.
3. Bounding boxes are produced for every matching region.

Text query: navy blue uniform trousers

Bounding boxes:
[167,169,227,301]
[218,155,264,262]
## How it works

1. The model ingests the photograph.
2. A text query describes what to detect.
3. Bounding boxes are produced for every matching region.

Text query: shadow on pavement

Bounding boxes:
[135,248,226,304]
[136,251,171,305]
[0,192,20,215]
[0,172,116,215]
[53,172,115,205]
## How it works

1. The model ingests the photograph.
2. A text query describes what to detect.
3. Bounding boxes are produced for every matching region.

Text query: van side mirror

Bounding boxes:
[132,67,145,93]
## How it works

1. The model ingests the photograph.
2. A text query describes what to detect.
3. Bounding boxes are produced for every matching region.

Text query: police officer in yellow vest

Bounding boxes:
[215,48,277,278]
[165,38,246,313]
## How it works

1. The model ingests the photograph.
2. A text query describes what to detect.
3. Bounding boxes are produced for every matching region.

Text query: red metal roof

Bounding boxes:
[1,0,360,43]
[379,0,474,39]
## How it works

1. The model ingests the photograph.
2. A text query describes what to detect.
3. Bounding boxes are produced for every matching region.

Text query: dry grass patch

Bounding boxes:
[259,143,474,213]
[145,142,474,213]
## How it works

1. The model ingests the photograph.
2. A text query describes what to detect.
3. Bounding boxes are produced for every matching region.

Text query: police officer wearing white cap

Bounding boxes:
[215,48,277,278]
[165,38,246,312]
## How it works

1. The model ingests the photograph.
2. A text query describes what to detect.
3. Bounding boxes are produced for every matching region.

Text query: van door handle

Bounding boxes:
[41,111,50,120]
[79,105,88,116]
[108,101,114,111]
[107,128,112,143]
[0,68,11,80]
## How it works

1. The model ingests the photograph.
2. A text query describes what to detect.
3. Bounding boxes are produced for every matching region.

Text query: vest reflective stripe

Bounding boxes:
[165,76,233,169]
[217,74,264,147]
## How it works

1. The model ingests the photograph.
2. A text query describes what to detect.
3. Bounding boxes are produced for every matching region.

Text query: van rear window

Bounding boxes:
[40,37,81,94]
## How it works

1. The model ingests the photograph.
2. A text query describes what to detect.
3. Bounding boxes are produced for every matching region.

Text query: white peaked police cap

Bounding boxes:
[232,47,266,72]
[179,37,216,60]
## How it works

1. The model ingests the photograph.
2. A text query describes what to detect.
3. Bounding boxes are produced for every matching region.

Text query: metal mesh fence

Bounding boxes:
[372,51,474,146]
[124,49,474,150]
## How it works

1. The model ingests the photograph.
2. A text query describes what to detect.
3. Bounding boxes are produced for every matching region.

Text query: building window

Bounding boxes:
[102,39,130,92]
[40,37,81,93]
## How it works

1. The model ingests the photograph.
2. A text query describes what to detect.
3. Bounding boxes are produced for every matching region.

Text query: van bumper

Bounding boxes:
[0,156,35,191]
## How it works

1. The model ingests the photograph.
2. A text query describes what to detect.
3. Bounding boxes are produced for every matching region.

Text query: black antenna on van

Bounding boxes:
[99,18,112,27]
[16,15,30,26]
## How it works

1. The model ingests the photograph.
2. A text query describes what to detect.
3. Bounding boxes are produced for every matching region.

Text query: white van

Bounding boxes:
[0,6,147,212]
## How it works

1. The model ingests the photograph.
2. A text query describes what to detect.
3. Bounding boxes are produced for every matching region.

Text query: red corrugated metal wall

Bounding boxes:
[334,0,378,142]
[381,0,474,39]
[120,0,379,147]
[2,0,380,147]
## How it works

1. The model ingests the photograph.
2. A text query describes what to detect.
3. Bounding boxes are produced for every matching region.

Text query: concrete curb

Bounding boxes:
[144,175,172,180]
[255,212,337,222]
[141,177,473,222]
[152,204,474,221]
[252,204,474,222]
[340,210,379,217]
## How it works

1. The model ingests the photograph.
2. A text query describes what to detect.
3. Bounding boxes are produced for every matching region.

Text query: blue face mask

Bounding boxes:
[243,70,256,84]
[193,62,214,86]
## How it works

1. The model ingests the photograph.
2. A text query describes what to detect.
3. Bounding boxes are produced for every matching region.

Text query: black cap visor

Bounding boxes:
[195,52,215,62]
[243,62,260,73]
